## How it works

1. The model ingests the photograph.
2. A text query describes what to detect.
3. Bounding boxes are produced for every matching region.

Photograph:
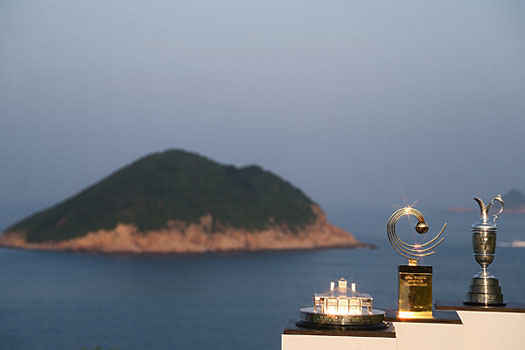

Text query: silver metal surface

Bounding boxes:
[465,195,505,306]
[386,207,447,261]
[296,307,387,329]
[465,278,504,305]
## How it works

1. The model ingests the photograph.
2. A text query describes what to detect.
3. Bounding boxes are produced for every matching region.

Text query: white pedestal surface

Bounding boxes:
[282,306,525,350]
[458,310,525,350]
[392,322,463,350]
[282,333,396,350]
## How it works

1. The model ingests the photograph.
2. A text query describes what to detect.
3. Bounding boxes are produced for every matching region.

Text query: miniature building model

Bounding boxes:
[313,278,373,316]
[295,277,386,329]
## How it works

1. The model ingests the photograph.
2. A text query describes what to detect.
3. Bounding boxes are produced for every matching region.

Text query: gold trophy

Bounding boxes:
[387,207,447,318]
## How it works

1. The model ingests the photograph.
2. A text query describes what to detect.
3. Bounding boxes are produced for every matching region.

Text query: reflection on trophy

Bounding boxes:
[464,195,505,306]
[387,207,447,318]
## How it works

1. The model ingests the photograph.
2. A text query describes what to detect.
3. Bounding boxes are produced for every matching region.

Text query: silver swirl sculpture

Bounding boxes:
[387,207,447,261]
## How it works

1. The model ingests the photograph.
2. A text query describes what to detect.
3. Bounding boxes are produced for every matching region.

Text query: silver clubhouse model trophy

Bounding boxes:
[464,195,505,306]
[296,278,387,329]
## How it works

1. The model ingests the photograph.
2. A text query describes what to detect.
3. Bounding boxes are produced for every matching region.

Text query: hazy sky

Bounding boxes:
[1,0,524,225]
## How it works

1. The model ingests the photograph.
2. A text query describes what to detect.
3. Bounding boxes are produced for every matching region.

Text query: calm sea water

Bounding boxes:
[0,211,524,350]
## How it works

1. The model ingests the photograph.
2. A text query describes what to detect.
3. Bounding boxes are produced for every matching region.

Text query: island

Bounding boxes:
[0,149,364,253]
[501,189,525,214]
[447,189,525,214]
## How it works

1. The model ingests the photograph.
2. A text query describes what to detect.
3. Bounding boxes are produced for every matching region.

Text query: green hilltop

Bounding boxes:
[6,149,316,243]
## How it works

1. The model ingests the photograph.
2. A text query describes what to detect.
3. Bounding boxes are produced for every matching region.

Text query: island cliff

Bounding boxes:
[0,149,363,253]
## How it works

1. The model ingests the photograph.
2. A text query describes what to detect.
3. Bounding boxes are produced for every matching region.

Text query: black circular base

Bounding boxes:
[296,319,389,331]
[463,301,506,307]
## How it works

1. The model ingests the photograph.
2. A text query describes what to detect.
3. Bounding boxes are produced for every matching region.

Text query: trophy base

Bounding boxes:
[397,310,433,319]
[296,307,388,330]
[398,265,433,318]
[464,277,505,306]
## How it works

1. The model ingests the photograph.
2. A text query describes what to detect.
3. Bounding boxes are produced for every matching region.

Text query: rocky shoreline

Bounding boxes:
[0,207,365,254]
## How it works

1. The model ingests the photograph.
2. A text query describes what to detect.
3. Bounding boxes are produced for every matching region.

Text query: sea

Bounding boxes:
[0,210,524,350]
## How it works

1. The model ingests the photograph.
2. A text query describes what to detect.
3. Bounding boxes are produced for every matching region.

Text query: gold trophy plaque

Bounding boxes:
[387,207,447,318]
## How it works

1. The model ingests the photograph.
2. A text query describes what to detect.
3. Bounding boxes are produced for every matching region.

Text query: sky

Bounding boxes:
[1,0,524,227]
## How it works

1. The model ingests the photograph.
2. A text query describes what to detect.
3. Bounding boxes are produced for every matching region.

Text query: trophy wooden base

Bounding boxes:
[398,265,432,318]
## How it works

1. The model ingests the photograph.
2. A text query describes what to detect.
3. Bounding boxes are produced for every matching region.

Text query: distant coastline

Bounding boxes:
[499,240,525,248]
[447,207,475,214]
[0,206,366,254]
[448,189,525,214]
[447,207,525,214]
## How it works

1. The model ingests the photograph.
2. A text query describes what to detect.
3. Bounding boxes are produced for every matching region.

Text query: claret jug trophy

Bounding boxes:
[387,206,447,318]
[464,195,505,306]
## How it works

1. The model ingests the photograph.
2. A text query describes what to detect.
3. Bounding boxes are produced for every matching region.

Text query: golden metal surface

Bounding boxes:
[398,267,432,318]
[386,207,447,262]
[397,311,433,319]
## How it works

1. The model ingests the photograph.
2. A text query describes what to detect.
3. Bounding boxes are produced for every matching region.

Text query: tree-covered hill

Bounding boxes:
[5,149,317,243]
[503,189,525,211]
